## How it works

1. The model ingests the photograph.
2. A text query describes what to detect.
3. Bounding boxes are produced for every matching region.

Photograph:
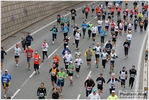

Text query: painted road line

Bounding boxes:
[135,32,148,92]
[21,78,30,87]
[5,1,97,53]
[11,89,21,99]
[77,71,92,99]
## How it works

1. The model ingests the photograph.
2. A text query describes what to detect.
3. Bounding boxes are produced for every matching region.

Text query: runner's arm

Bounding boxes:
[107,78,111,84]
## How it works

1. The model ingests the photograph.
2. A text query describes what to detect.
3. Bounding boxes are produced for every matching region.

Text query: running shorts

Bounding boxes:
[2,83,9,88]
[92,33,96,37]
[71,16,75,20]
[14,56,19,58]
[86,59,91,62]
[68,73,73,76]
[105,26,109,29]
[112,38,116,42]
[95,54,100,58]
[115,31,118,36]
[75,66,80,72]
[57,80,64,87]
[34,64,39,69]
[51,75,57,83]
[27,57,32,62]
[97,85,103,90]
[92,9,95,12]
[110,61,115,65]
[121,79,126,85]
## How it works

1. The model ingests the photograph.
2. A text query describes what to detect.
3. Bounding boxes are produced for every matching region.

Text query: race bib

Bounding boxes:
[87,87,92,91]
[39,93,44,97]
[3,79,7,83]
[59,76,63,80]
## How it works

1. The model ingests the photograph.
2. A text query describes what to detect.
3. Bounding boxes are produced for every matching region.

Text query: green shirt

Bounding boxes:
[68,65,74,73]
[60,18,65,24]
[57,72,66,80]
[88,24,93,30]
[86,50,93,59]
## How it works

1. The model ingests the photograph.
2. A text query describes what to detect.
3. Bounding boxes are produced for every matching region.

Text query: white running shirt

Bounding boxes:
[75,32,81,40]
[91,26,98,33]
[101,52,108,60]
[63,53,73,64]
[115,26,119,31]
[93,46,101,54]
[74,58,83,67]
[88,93,100,99]
[97,20,102,26]
[126,34,132,40]
[41,43,49,51]
[14,47,21,56]
[105,20,109,26]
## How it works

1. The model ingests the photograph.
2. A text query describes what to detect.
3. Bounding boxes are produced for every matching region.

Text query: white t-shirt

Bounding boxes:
[115,26,119,31]
[115,3,119,8]
[108,2,112,8]
[91,26,98,33]
[126,34,132,40]
[110,53,117,61]
[88,93,100,99]
[41,43,49,51]
[75,51,81,57]
[97,20,102,26]
[14,47,21,56]
[75,32,81,40]
[93,46,101,54]
[128,23,132,29]
[119,23,123,29]
[63,53,73,64]
[105,20,109,26]
[74,58,83,67]
[101,52,108,59]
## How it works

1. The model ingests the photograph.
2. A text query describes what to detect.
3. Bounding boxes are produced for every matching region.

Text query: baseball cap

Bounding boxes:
[70,61,73,63]
[35,50,38,53]
[60,68,64,70]
[111,73,115,75]
[93,88,97,92]
[5,69,8,72]
[16,44,19,46]
[66,46,69,48]
[112,90,115,93]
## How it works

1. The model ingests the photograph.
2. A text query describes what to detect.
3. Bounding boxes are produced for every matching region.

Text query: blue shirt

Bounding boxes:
[26,35,33,44]
[81,23,88,29]
[62,49,71,55]
[1,74,12,84]
[100,30,106,36]
[51,27,58,34]
[62,26,69,33]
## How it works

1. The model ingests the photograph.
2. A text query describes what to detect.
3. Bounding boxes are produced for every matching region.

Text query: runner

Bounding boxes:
[33,51,41,75]
[134,18,138,32]
[84,75,95,97]
[111,31,117,47]
[1,70,12,98]
[68,61,75,85]
[73,24,79,44]
[114,23,119,38]
[84,4,90,19]
[57,13,61,27]
[124,20,129,33]
[52,54,60,68]
[93,43,101,68]
[49,64,59,90]
[82,5,85,18]
[57,68,66,96]
[143,17,148,31]
[110,20,116,36]
[1,47,7,71]
[109,49,118,74]
[96,73,105,95]
[118,21,124,35]
[117,6,121,17]
[107,90,118,99]
[119,67,128,90]
[126,31,132,46]
[97,18,102,35]
[84,46,94,68]
[74,55,83,77]
[62,24,69,39]
[74,29,81,49]
[87,22,93,39]
[21,33,27,52]
[102,8,106,21]
[70,8,76,26]
[51,88,60,99]
[107,73,120,94]
[26,32,33,47]
[105,18,110,32]
[65,17,70,27]
[91,3,95,17]
[63,36,69,49]
[100,28,106,45]
[63,51,73,75]
[111,6,115,18]
[37,82,47,99]
[62,45,71,56]
[105,40,113,57]
[95,5,100,17]
[87,88,100,99]
[123,9,127,21]
[74,48,82,58]
[91,24,98,45]
[139,20,144,33]
[41,40,49,62]
[129,9,134,21]
[129,65,137,89]
[60,16,65,31]
[123,39,130,59]
[25,46,34,70]
[101,48,108,70]
[14,44,22,67]
[50,25,58,45]
[128,22,133,32]
[81,20,88,38]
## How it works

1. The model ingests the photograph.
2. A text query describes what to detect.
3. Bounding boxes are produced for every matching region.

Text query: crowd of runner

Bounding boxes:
[1,1,148,99]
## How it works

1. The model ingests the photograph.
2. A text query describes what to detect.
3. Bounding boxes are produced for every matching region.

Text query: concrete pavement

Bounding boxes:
[1,1,147,99]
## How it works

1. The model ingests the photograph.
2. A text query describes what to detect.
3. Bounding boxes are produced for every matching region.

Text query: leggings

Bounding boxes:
[75,40,79,48]
[102,59,107,69]
[42,51,48,60]
[52,34,57,41]
[88,30,91,38]
[129,77,135,88]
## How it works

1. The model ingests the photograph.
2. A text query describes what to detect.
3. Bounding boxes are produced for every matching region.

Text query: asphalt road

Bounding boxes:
[1,1,147,99]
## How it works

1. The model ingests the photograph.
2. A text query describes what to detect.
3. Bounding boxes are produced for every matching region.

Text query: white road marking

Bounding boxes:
[77,94,81,99]
[11,89,21,99]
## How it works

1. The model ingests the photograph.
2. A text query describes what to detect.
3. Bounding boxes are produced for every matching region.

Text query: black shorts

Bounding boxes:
[86,59,91,62]
[57,81,64,87]
[128,28,131,31]
[119,28,123,30]
[92,33,96,37]
[61,23,64,27]
[2,83,9,87]
[68,73,73,76]
[14,56,19,58]
[34,64,39,69]
[97,85,103,90]
[71,16,75,20]
[121,79,126,85]
[112,38,116,42]
[124,48,128,55]
[82,11,84,14]
[76,66,80,72]
[115,31,118,36]
[95,54,100,58]
[110,61,115,65]
[51,75,57,83]
[111,12,114,15]
[105,26,109,29]
[107,51,111,55]
[57,20,60,23]
[140,25,143,28]
[92,9,95,12]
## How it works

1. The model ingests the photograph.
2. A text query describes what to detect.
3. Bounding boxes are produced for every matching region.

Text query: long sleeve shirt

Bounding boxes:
[26,35,33,44]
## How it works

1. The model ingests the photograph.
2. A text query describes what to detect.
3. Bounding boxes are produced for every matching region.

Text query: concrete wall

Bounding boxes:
[1,1,81,40]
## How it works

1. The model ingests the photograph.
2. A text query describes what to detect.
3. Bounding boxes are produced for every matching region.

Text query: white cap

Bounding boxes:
[111,73,115,75]
[66,46,69,48]
[5,69,8,72]
[70,61,73,63]
[112,90,115,93]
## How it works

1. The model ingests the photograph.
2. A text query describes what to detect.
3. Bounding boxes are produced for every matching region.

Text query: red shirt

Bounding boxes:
[111,7,115,12]
[85,6,90,13]
[26,49,34,58]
